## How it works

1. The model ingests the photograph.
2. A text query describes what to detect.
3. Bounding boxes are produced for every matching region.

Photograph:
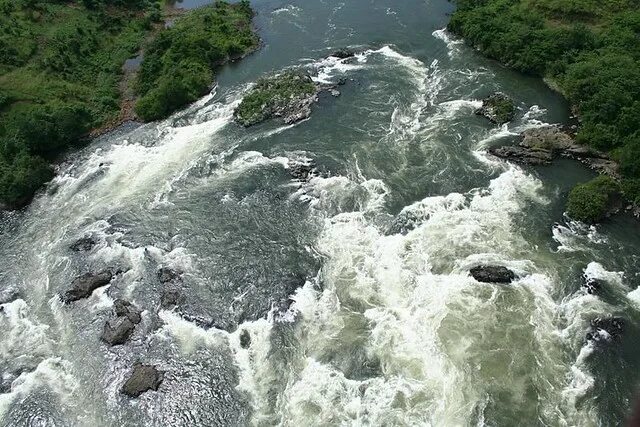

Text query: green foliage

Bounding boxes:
[0,0,154,207]
[449,0,640,216]
[135,1,258,121]
[234,71,316,126]
[566,175,621,223]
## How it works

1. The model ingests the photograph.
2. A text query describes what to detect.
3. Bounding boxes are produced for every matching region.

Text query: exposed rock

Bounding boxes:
[158,267,182,284]
[121,364,163,397]
[586,316,624,344]
[582,278,605,295]
[160,287,183,309]
[331,48,356,59]
[288,160,316,181]
[469,265,516,283]
[475,92,515,125]
[114,299,142,324]
[181,313,217,329]
[101,316,136,346]
[101,299,141,346]
[239,329,251,349]
[0,286,20,305]
[489,126,621,178]
[62,270,113,303]
[69,236,97,252]
[330,89,341,97]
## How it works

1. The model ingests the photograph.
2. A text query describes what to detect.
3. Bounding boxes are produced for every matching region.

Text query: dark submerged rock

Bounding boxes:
[160,287,183,309]
[582,278,605,295]
[331,48,356,59]
[101,299,141,346]
[121,364,163,397]
[239,329,251,349]
[288,160,316,182]
[586,316,624,344]
[69,236,97,252]
[470,265,516,283]
[62,270,113,303]
[475,92,515,125]
[157,267,182,284]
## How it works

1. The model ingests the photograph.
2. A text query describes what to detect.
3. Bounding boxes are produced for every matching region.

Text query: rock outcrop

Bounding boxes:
[470,265,516,283]
[158,267,184,309]
[101,299,142,346]
[476,92,515,125]
[121,364,163,397]
[489,126,620,178]
[61,271,113,303]
[69,236,97,252]
[239,329,251,349]
[288,159,317,182]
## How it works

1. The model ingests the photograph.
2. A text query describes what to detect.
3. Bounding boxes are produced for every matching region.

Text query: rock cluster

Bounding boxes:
[489,126,620,177]
[101,299,142,346]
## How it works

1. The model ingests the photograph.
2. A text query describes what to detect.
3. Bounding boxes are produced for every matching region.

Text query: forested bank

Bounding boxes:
[449,0,640,221]
[0,0,256,209]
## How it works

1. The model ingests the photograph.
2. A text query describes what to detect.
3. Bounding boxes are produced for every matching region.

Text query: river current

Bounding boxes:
[2,0,640,425]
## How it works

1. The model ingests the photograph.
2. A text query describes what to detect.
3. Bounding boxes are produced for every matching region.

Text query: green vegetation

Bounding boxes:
[477,92,516,124]
[0,0,256,209]
[134,1,257,121]
[449,0,640,214]
[0,0,159,208]
[234,71,317,126]
[566,175,621,223]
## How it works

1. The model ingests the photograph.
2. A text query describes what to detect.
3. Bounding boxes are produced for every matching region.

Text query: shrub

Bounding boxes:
[566,175,621,223]
[0,151,54,208]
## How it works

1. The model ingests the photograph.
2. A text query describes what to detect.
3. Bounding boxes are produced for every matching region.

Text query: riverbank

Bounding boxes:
[0,0,257,210]
[448,0,640,222]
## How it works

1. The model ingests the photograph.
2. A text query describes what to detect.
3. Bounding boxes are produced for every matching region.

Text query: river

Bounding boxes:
[1,0,640,425]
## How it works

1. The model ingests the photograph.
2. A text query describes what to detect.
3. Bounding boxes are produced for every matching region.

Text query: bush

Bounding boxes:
[0,151,54,208]
[134,1,258,121]
[566,175,621,223]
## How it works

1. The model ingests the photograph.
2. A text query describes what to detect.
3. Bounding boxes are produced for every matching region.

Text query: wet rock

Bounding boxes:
[239,329,251,349]
[62,270,113,303]
[331,48,356,59]
[101,316,136,346]
[121,364,163,397]
[582,278,605,295]
[288,160,316,181]
[489,145,553,165]
[0,286,20,305]
[330,89,341,97]
[160,287,183,309]
[101,299,141,346]
[469,265,516,283]
[181,313,217,329]
[475,92,515,125]
[69,236,97,252]
[157,267,182,284]
[586,316,624,343]
[114,299,142,324]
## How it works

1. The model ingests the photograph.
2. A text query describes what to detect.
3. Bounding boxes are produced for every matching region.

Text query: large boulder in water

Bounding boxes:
[121,364,163,397]
[475,92,515,125]
[157,267,182,284]
[101,299,142,346]
[61,270,113,303]
[69,236,97,252]
[469,265,515,283]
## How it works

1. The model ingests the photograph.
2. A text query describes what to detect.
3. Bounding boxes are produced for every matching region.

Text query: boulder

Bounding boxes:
[101,299,141,346]
[489,145,553,165]
[475,92,515,125]
[330,48,356,59]
[582,278,604,295]
[469,265,515,283]
[586,316,624,343]
[288,160,316,181]
[158,267,182,284]
[160,287,183,309]
[114,299,142,324]
[239,329,251,349]
[69,237,97,252]
[62,271,113,303]
[121,364,163,397]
